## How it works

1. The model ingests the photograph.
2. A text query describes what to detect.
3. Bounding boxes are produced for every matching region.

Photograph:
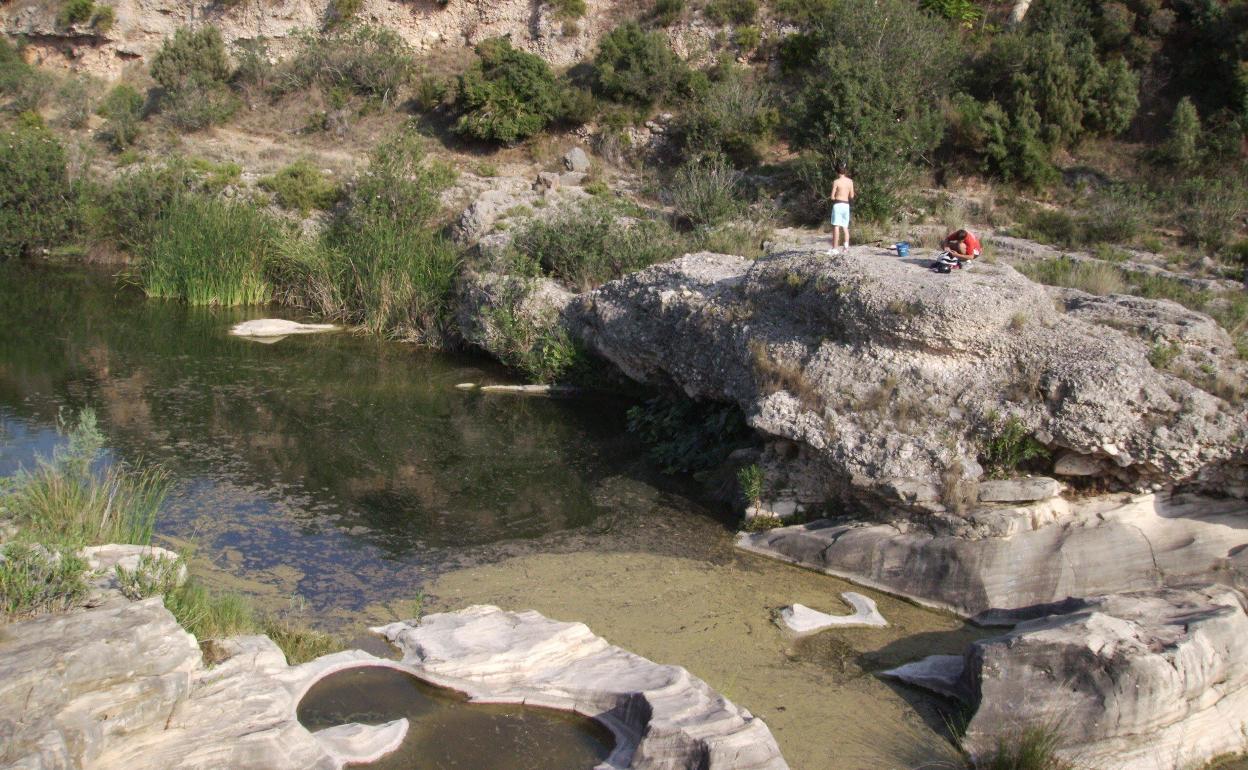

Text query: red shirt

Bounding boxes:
[963,231,981,256]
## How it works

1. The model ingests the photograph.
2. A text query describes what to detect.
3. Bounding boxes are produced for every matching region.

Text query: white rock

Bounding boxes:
[373,605,789,770]
[454,382,477,390]
[312,719,408,766]
[1054,450,1103,476]
[880,655,965,700]
[230,319,338,338]
[977,477,1062,502]
[779,593,888,634]
[563,147,591,173]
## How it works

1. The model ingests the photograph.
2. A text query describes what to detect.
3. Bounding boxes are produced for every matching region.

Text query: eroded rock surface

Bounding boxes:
[888,586,1248,770]
[374,604,789,770]
[738,492,1248,617]
[571,249,1247,503]
[0,599,406,770]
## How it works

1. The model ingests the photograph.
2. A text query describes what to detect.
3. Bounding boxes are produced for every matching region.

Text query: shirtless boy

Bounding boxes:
[828,164,854,254]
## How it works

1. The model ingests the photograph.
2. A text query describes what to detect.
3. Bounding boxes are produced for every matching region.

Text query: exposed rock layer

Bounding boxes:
[885,585,1248,770]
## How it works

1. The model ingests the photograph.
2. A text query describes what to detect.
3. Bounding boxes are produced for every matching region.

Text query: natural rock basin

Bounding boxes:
[297,666,614,770]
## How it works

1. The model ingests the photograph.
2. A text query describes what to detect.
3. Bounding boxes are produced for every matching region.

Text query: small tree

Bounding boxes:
[1163,97,1201,170]
[151,27,237,130]
[97,84,144,150]
[0,122,78,258]
[594,22,700,106]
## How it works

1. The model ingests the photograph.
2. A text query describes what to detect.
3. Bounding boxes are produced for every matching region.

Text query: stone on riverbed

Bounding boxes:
[891,585,1248,770]
[779,592,887,634]
[230,319,339,338]
[374,604,789,769]
[976,477,1061,502]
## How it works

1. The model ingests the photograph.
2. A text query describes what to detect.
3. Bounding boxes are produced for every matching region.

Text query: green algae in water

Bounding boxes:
[297,666,614,769]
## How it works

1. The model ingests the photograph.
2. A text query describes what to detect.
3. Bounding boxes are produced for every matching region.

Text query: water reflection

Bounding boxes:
[297,666,614,770]
[0,265,707,615]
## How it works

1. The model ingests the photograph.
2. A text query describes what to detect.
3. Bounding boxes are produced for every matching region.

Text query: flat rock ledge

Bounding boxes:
[373,604,789,770]
[737,492,1248,619]
[230,319,339,338]
[0,597,408,770]
[882,585,1248,770]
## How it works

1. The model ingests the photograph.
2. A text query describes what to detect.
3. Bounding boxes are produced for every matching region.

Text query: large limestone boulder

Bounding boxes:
[571,249,1247,502]
[888,585,1248,770]
[375,604,789,770]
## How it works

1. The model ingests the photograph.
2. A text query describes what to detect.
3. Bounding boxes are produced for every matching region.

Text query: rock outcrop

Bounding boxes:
[374,604,789,770]
[0,598,407,770]
[884,585,1248,770]
[739,492,1248,618]
[571,249,1247,502]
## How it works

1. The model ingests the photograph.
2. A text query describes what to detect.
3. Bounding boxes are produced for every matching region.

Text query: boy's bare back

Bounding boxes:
[831,175,855,202]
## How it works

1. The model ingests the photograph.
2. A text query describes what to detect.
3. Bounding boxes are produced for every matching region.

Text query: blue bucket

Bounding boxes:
[895,242,911,258]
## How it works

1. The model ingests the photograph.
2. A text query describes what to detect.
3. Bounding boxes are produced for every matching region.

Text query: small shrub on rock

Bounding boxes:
[652,0,685,25]
[980,415,1051,477]
[0,122,79,259]
[259,159,340,214]
[283,26,415,104]
[97,84,144,151]
[548,0,587,20]
[705,0,758,24]
[669,154,746,228]
[57,0,95,28]
[0,544,88,620]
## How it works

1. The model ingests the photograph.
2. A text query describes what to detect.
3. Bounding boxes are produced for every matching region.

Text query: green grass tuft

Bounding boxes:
[0,543,89,621]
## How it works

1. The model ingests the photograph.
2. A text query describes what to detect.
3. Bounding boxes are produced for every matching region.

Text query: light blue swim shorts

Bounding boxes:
[831,202,850,228]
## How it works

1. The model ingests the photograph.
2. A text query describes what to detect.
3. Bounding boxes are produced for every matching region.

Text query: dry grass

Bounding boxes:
[941,459,979,514]
[750,341,825,413]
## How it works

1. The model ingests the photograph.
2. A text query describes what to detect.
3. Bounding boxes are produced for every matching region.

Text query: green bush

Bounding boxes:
[259,159,340,214]
[0,122,79,259]
[980,415,1051,477]
[283,26,415,104]
[1,544,88,620]
[549,0,586,20]
[151,27,238,129]
[921,0,982,24]
[978,94,1057,187]
[785,0,956,221]
[980,725,1072,770]
[97,84,144,150]
[733,25,762,50]
[56,76,94,129]
[511,200,683,289]
[139,194,282,305]
[1163,97,1202,170]
[1177,177,1246,255]
[93,161,195,253]
[2,408,169,546]
[671,66,776,163]
[669,154,746,227]
[57,0,95,28]
[454,37,583,143]
[326,0,362,28]
[626,394,752,475]
[705,0,758,24]
[594,22,702,106]
[737,463,764,506]
[653,0,684,25]
[0,37,49,114]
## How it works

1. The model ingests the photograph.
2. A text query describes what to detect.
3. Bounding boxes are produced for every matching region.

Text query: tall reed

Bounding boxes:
[139,194,280,306]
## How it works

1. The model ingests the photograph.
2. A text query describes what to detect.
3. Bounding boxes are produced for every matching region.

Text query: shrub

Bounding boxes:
[978,94,1057,187]
[2,408,170,546]
[139,194,282,305]
[705,0,758,24]
[57,0,95,28]
[0,37,49,114]
[1018,257,1128,295]
[259,159,340,213]
[0,122,79,259]
[980,415,1051,477]
[91,4,114,31]
[549,0,586,20]
[326,0,362,28]
[1176,177,1246,254]
[94,161,195,253]
[283,26,415,104]
[97,83,144,150]
[485,286,587,383]
[454,37,580,143]
[1148,341,1182,369]
[511,200,683,289]
[733,25,762,50]
[671,66,776,163]
[921,0,982,24]
[785,0,955,221]
[56,76,94,129]
[669,154,746,227]
[0,544,88,620]
[653,0,684,25]
[594,22,701,106]
[979,725,1072,770]
[626,394,752,475]
[164,579,256,643]
[1163,97,1202,170]
[151,27,238,129]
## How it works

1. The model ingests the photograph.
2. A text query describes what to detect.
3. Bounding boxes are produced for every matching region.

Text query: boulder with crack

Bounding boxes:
[374,604,789,770]
[884,585,1248,770]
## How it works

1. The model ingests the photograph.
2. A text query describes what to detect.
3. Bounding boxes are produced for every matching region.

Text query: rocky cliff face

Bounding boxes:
[570,249,1247,507]
[2,0,631,79]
